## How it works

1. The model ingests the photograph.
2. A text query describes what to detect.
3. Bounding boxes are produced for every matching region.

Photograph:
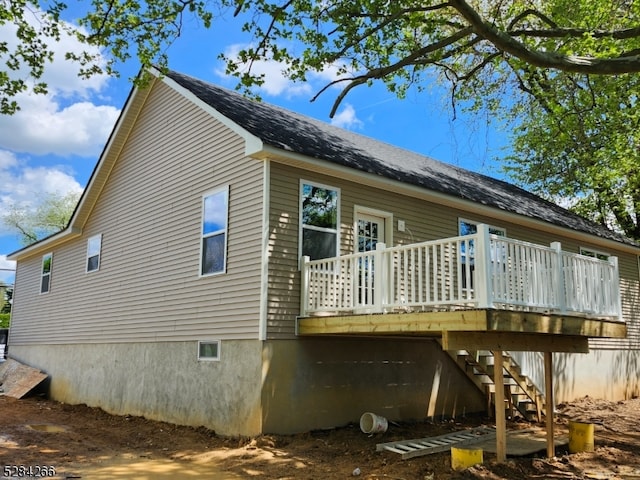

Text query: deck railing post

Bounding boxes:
[374,242,386,313]
[610,256,622,321]
[300,255,311,316]
[475,224,493,309]
[550,242,566,314]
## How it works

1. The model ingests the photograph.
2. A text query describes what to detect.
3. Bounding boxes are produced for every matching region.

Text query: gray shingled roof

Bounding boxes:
[166,70,635,247]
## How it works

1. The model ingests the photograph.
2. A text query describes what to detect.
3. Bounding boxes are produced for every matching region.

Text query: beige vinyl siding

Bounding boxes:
[266,161,640,346]
[265,164,301,338]
[266,163,469,338]
[10,81,265,345]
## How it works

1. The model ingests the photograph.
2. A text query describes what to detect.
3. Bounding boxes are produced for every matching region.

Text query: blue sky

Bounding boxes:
[0,6,510,286]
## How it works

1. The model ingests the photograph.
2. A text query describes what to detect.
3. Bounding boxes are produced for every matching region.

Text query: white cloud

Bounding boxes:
[330,103,363,130]
[0,150,18,170]
[0,94,119,157]
[216,43,354,100]
[216,44,313,98]
[0,8,119,256]
[0,6,111,97]
[0,149,83,238]
[0,7,120,157]
[0,255,16,285]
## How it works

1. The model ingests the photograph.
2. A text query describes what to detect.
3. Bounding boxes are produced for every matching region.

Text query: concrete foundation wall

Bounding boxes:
[9,340,264,436]
[18,336,632,436]
[261,337,487,434]
[555,349,640,402]
[502,349,640,404]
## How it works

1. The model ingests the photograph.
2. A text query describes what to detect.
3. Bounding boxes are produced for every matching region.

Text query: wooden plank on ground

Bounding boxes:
[0,358,48,398]
[473,428,568,456]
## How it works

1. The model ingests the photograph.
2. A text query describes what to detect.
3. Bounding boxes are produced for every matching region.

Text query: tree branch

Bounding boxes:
[318,26,474,116]
[508,8,558,30]
[508,26,640,40]
[449,0,640,74]
[329,4,452,61]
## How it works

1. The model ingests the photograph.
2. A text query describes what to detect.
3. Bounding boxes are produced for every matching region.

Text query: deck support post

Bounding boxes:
[492,349,507,463]
[544,351,555,458]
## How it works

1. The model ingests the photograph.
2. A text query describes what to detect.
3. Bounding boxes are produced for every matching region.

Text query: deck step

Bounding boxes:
[376,426,496,460]
[440,343,545,421]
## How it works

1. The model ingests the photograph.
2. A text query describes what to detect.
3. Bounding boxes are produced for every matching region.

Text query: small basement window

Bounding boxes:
[198,340,220,361]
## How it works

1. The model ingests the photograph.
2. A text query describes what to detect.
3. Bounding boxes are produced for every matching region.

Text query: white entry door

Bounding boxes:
[355,212,387,308]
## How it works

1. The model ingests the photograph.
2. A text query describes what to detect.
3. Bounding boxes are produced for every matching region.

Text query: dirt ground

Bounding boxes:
[1,394,640,479]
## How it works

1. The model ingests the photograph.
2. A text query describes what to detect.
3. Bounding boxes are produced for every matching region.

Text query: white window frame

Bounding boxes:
[299,180,340,261]
[86,234,102,273]
[458,218,506,238]
[41,252,52,294]
[197,340,220,361]
[580,247,610,260]
[200,186,229,277]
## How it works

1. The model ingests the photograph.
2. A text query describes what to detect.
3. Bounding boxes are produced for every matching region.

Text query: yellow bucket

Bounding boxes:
[451,447,483,470]
[568,421,595,453]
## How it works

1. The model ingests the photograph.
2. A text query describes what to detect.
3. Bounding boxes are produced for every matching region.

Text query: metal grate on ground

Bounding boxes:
[376,426,496,459]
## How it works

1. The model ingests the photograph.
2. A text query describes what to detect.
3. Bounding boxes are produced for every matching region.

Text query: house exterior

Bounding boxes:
[7,69,640,436]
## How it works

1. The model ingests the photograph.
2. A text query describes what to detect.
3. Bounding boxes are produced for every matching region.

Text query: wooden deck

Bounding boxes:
[297,308,627,352]
[298,227,626,463]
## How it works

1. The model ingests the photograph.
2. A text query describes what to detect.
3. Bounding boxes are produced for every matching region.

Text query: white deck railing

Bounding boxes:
[301,224,622,320]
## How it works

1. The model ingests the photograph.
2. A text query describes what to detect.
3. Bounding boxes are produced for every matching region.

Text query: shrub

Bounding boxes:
[0,313,10,328]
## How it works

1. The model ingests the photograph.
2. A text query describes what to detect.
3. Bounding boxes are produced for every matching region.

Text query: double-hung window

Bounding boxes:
[201,186,229,276]
[41,253,52,293]
[86,234,102,272]
[300,181,339,260]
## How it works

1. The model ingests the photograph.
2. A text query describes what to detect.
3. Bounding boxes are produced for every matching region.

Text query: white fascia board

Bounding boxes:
[258,145,640,256]
[7,227,82,261]
[158,71,263,157]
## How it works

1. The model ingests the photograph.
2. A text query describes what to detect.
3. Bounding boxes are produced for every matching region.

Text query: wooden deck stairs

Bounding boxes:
[443,347,545,422]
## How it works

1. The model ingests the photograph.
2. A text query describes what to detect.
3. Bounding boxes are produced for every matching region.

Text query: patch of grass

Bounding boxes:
[0,313,10,328]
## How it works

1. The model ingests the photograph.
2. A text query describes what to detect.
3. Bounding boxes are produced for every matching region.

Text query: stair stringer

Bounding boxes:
[440,344,545,422]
